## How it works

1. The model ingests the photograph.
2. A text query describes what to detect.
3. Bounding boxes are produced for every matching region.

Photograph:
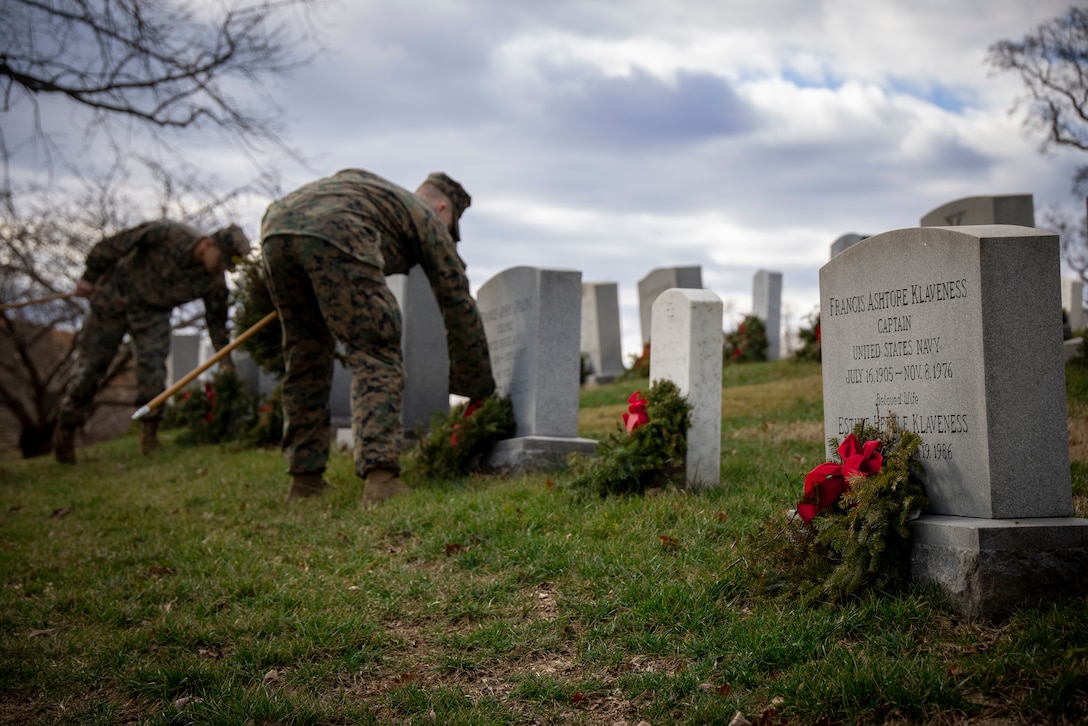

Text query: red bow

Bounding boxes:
[796,433,883,523]
[450,400,485,446]
[622,391,649,434]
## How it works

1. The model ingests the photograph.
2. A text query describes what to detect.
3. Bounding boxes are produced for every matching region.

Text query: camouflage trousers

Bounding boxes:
[262,234,404,478]
[60,280,172,426]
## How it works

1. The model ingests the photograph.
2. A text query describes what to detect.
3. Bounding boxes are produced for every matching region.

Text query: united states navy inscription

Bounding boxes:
[826,276,969,463]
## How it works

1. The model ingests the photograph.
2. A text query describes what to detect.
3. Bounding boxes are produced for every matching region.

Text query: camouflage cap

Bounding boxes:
[424,172,471,241]
[212,225,251,269]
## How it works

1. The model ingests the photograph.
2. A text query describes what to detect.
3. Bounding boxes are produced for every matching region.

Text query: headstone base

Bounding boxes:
[910,514,1088,620]
[585,373,618,386]
[1065,337,1083,363]
[487,436,599,474]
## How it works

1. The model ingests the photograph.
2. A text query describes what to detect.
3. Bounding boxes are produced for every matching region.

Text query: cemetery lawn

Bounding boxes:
[1,359,1086,725]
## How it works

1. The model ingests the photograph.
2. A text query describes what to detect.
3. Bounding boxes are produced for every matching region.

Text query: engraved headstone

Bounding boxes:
[753,270,783,361]
[920,194,1034,227]
[477,266,598,471]
[637,266,702,346]
[388,265,450,432]
[831,233,869,259]
[650,288,723,488]
[581,282,625,384]
[820,224,1088,619]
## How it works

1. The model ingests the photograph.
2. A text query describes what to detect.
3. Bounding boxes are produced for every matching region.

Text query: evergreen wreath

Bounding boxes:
[400,397,517,481]
[245,386,284,448]
[724,314,768,363]
[626,342,651,379]
[794,310,822,362]
[743,413,928,604]
[162,370,255,446]
[567,379,692,496]
[231,255,284,376]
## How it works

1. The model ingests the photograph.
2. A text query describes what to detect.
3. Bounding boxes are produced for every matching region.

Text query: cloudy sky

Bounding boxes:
[15,0,1088,360]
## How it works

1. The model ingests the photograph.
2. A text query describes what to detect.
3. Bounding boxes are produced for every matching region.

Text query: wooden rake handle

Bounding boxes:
[131,311,279,420]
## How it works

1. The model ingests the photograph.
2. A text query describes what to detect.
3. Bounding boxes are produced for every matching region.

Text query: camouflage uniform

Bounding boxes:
[260,169,495,479]
[59,221,236,426]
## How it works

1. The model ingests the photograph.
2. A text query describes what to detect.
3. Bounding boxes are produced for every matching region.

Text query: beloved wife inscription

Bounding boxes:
[820,225,1070,520]
[826,276,970,470]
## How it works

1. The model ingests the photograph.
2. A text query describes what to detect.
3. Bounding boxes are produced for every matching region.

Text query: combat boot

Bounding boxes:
[54,424,77,464]
[362,468,409,506]
[285,472,331,502]
[140,420,160,455]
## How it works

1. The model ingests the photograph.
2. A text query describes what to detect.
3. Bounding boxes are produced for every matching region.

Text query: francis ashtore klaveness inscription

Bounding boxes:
[826,276,969,464]
[822,224,1072,520]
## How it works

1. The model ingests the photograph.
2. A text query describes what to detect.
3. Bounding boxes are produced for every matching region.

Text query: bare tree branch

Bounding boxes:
[0,0,325,201]
[0,1,321,456]
[990,6,1088,316]
[2,0,314,128]
[988,6,1088,192]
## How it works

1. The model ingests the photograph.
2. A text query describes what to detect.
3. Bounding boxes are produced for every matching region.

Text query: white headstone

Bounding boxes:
[581,282,625,384]
[197,337,217,382]
[477,266,598,471]
[820,224,1088,619]
[650,288,723,488]
[1063,278,1084,333]
[753,270,783,361]
[167,334,201,387]
[637,266,702,346]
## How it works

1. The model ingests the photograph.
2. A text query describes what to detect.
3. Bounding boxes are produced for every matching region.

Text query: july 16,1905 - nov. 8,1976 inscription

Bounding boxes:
[819,224,1071,520]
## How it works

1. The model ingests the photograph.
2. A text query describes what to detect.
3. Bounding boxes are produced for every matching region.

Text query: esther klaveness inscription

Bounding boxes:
[820,225,1070,520]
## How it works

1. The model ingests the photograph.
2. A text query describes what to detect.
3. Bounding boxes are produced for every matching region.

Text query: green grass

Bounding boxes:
[0,361,1086,724]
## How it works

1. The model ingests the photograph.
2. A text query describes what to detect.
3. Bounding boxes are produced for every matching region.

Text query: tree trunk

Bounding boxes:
[19,420,55,459]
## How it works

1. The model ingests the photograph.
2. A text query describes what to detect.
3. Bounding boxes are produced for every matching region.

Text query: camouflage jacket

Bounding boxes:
[81,220,231,350]
[261,169,495,399]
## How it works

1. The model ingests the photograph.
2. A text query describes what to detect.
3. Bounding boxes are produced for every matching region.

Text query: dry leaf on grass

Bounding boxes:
[27,628,59,638]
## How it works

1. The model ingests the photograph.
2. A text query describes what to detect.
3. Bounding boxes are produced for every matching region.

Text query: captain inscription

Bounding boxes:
[826,276,970,462]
